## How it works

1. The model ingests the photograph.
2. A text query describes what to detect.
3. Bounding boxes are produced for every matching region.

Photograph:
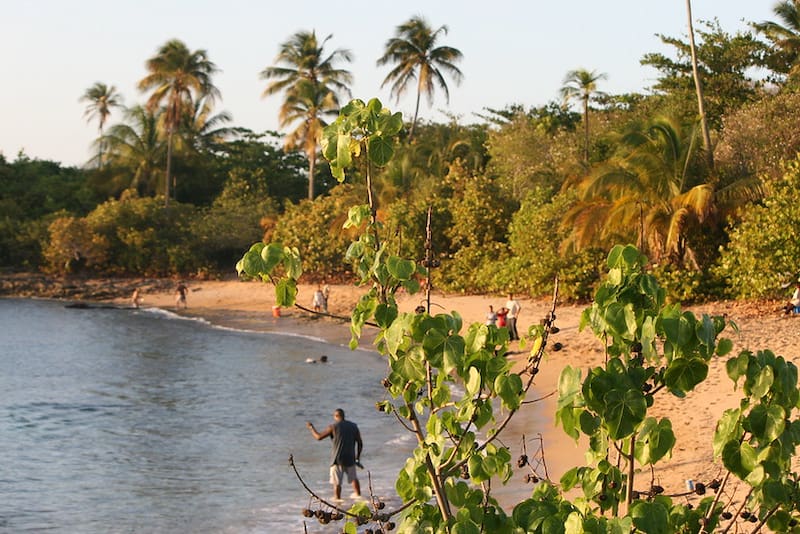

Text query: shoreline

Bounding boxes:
[4,274,800,512]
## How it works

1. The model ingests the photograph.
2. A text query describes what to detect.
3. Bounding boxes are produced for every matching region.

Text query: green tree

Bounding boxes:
[685,0,714,170]
[377,16,463,139]
[718,156,800,298]
[753,0,800,82]
[138,39,220,206]
[560,68,607,164]
[80,82,123,167]
[100,105,165,198]
[239,96,800,531]
[562,115,742,266]
[260,30,353,200]
[641,19,766,130]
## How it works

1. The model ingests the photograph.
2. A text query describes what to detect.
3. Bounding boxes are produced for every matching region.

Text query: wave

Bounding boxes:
[137,306,352,347]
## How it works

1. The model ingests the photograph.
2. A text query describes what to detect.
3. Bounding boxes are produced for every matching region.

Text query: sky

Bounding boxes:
[0,0,778,167]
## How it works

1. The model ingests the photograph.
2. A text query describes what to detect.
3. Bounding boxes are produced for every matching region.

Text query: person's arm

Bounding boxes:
[306,422,333,441]
[355,429,363,461]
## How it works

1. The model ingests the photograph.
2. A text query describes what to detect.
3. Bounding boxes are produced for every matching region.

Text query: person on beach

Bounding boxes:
[312,286,326,313]
[784,283,800,315]
[496,307,508,328]
[131,288,142,309]
[505,293,521,341]
[175,283,188,310]
[306,408,363,501]
[322,282,331,313]
[486,305,497,326]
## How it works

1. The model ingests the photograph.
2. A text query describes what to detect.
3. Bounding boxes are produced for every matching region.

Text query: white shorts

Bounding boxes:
[330,464,358,486]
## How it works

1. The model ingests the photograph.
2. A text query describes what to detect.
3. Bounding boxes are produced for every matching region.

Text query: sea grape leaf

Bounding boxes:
[630,501,670,534]
[274,278,297,307]
[664,356,708,393]
[387,256,416,281]
[634,417,675,465]
[260,242,283,273]
[368,135,394,166]
[747,365,774,399]
[747,404,786,443]
[603,388,647,439]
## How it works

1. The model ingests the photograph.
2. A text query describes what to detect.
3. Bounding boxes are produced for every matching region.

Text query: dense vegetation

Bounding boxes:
[4,7,800,302]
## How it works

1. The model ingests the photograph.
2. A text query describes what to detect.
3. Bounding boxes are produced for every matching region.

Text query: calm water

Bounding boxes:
[0,298,414,533]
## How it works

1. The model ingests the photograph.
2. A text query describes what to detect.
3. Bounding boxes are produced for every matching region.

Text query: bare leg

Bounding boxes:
[334,484,342,500]
[352,479,361,497]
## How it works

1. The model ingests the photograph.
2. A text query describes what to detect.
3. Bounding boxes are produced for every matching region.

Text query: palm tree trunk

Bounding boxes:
[583,97,590,164]
[165,129,173,207]
[307,149,316,200]
[685,0,714,171]
[409,78,423,141]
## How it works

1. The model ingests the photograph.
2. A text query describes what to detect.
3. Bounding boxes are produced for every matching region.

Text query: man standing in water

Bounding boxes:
[306,408,363,501]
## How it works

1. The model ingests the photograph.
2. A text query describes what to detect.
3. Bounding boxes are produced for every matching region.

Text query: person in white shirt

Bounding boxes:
[505,294,521,340]
[486,305,497,326]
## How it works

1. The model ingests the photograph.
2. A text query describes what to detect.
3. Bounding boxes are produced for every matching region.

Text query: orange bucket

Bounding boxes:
[272,305,281,318]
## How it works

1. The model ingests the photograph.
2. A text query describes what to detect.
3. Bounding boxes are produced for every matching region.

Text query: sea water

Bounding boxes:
[0,298,415,533]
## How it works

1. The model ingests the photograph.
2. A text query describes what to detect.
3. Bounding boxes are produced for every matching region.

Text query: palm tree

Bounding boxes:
[754,0,800,78]
[138,39,220,206]
[377,16,464,140]
[685,0,714,170]
[562,115,760,266]
[559,69,607,164]
[80,82,123,167]
[98,105,165,197]
[177,97,233,155]
[260,30,353,200]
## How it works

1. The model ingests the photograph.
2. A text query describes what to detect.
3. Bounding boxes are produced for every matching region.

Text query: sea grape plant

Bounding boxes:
[238,99,800,533]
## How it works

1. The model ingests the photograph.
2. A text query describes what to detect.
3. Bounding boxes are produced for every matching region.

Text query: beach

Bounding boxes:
[4,274,800,514]
[94,277,798,510]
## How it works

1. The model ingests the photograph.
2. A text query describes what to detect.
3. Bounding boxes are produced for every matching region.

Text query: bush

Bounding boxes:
[271,184,365,277]
[717,157,800,298]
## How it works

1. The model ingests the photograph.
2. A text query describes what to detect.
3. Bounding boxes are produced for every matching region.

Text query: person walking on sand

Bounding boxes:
[496,306,508,328]
[306,408,363,501]
[505,293,521,341]
[175,282,188,310]
[322,281,331,313]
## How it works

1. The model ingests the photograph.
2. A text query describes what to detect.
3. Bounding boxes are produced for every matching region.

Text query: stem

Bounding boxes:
[406,399,452,522]
[749,505,780,534]
[625,434,636,510]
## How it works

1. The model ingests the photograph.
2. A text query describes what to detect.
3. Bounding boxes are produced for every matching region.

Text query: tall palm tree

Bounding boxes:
[260,30,352,200]
[98,105,165,197]
[559,69,607,164]
[754,0,800,78]
[176,97,233,155]
[80,82,123,167]
[685,0,714,171]
[138,39,220,206]
[377,16,464,140]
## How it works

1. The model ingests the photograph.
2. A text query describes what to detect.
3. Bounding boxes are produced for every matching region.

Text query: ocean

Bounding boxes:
[0,298,415,533]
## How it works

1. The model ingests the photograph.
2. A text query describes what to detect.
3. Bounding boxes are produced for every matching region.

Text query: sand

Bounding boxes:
[113,278,800,512]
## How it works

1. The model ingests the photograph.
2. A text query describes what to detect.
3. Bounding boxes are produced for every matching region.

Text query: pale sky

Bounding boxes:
[0,0,777,167]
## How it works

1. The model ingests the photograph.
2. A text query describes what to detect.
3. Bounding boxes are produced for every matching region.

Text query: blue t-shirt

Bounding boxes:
[330,420,360,467]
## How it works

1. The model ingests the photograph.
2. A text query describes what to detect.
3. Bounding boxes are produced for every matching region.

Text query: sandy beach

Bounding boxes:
[91,277,798,513]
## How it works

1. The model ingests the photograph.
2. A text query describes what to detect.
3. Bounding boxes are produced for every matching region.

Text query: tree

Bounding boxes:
[138,39,220,206]
[640,19,765,130]
[239,98,800,533]
[753,0,800,82]
[80,82,123,167]
[100,105,165,197]
[560,68,607,164]
[260,30,353,200]
[377,16,463,139]
[561,115,759,266]
[685,0,714,170]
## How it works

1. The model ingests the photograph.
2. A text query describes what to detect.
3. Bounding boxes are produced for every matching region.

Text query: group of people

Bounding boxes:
[485,294,522,340]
